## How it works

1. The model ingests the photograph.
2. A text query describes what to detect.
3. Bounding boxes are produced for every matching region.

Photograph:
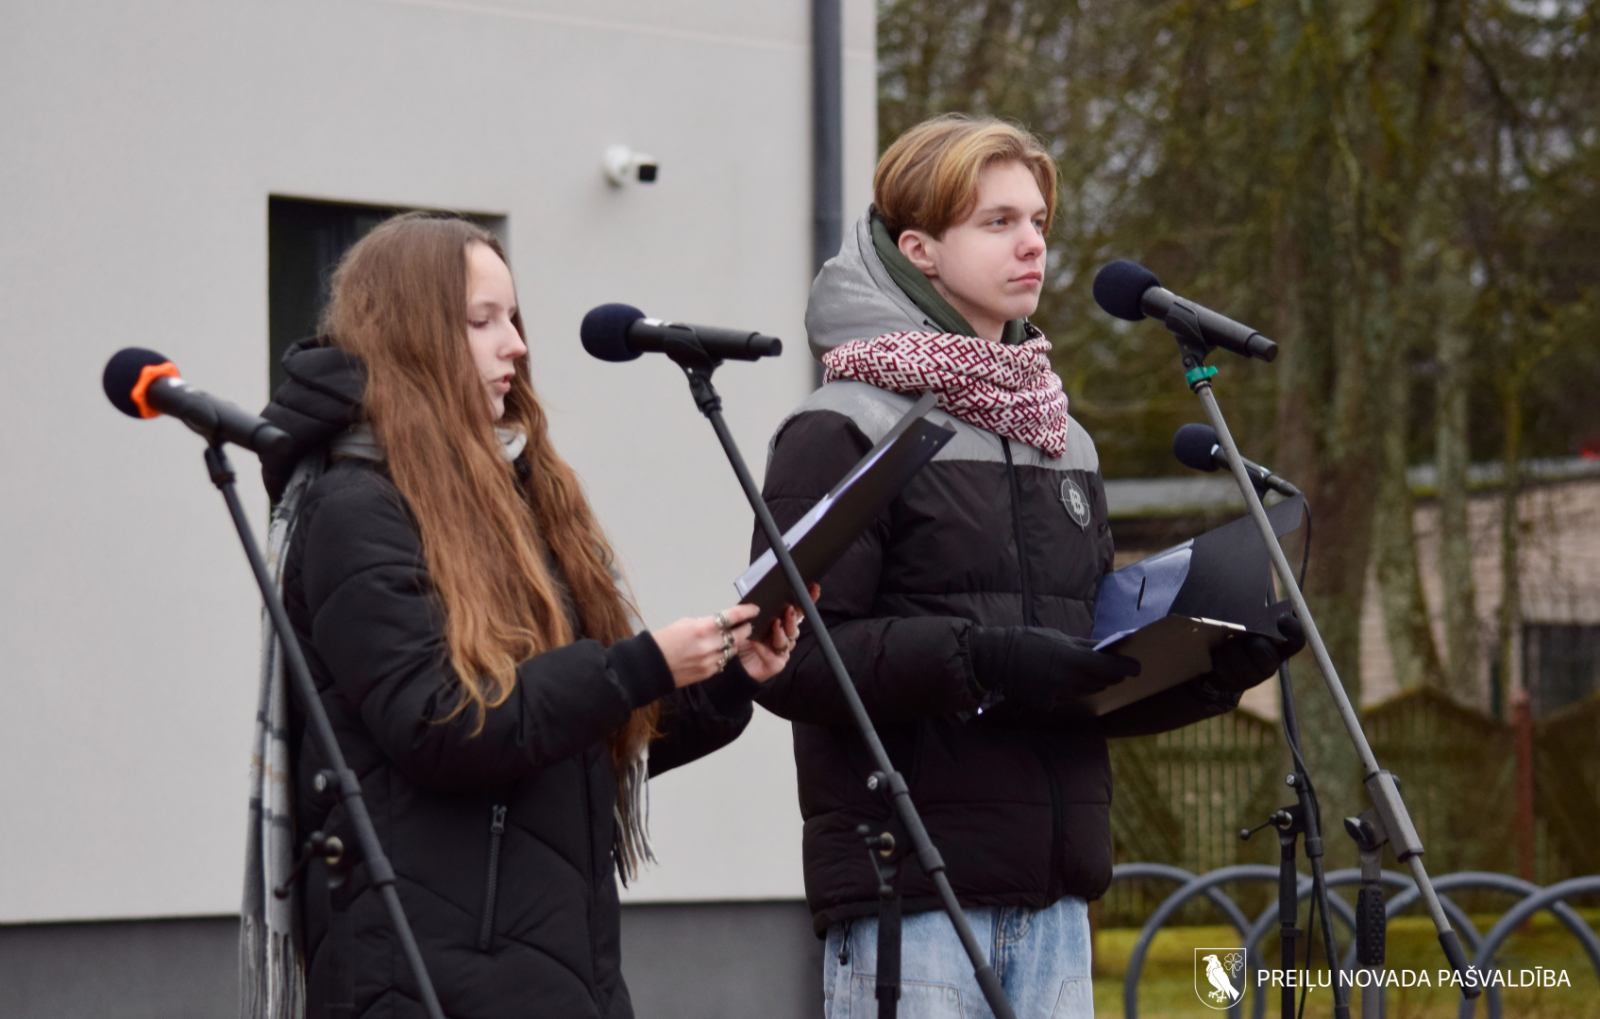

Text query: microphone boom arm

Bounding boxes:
[667,337,1020,1019]
[1169,336,1482,1006]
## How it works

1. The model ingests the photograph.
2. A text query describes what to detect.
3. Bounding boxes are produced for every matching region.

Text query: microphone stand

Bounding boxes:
[1161,312,1483,1012]
[202,442,447,1019]
[658,330,1018,1019]
[1239,658,1349,1019]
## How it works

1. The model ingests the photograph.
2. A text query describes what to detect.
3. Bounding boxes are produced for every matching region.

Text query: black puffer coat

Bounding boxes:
[265,340,758,1019]
[754,212,1238,935]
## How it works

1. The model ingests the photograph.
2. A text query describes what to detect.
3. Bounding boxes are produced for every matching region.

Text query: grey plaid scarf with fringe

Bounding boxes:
[239,446,324,1019]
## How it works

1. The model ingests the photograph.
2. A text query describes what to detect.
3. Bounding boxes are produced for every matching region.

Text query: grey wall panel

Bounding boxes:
[0,917,238,1019]
[622,901,824,1019]
[0,904,822,1019]
[0,0,875,923]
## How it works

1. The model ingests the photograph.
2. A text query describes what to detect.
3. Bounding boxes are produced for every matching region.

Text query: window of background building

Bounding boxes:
[268,197,506,396]
[1523,623,1600,718]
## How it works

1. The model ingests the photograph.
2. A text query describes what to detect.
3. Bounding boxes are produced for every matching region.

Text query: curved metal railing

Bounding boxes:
[1108,864,1600,1019]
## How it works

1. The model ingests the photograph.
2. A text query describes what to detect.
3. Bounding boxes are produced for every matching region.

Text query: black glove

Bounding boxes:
[1205,612,1307,695]
[965,626,1141,711]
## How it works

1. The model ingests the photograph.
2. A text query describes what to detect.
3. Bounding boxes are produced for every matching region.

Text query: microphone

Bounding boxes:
[1173,423,1301,498]
[1093,260,1278,362]
[103,347,293,460]
[580,303,782,363]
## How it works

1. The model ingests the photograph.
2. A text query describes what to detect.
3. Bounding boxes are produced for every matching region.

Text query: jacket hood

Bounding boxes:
[260,337,365,500]
[805,209,1030,360]
[804,210,938,361]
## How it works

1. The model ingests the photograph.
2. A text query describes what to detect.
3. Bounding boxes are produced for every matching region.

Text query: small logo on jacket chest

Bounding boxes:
[1060,477,1091,530]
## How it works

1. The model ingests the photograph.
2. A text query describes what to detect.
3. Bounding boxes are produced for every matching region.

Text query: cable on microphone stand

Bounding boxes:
[1133,279,1484,1018]
[1236,511,1341,1019]
[654,328,1020,1019]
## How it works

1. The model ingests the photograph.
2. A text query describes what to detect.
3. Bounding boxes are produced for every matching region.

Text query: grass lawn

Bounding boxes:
[1091,910,1600,1018]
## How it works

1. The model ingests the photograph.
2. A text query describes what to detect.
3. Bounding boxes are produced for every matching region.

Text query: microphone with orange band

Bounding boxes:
[103,347,293,460]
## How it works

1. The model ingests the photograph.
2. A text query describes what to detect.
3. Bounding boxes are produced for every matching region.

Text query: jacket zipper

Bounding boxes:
[1007,440,1062,894]
[583,757,603,1009]
[476,804,508,951]
[582,758,596,881]
[1032,740,1067,900]
[1001,438,1037,627]
[908,724,927,790]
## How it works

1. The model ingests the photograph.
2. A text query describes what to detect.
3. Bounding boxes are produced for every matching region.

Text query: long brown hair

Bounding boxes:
[322,212,658,762]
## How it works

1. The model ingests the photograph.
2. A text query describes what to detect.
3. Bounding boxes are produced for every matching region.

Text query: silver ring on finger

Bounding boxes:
[719,645,734,669]
[714,611,731,634]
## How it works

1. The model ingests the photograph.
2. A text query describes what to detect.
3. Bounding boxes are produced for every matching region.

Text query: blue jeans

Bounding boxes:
[822,897,1093,1019]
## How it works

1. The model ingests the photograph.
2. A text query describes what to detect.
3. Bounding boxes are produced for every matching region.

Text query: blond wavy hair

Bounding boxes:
[874,114,1059,239]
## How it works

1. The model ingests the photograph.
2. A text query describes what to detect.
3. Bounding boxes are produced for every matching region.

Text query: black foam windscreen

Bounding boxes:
[1172,422,1221,473]
[580,303,646,362]
[103,347,172,418]
[1092,260,1161,322]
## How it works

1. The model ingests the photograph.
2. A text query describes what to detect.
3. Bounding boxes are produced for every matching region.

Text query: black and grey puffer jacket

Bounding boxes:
[265,340,759,1019]
[754,212,1238,935]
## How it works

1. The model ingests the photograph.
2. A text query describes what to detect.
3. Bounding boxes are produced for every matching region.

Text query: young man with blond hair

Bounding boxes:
[753,114,1299,1017]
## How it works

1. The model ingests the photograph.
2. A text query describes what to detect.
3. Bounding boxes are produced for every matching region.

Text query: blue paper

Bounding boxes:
[1091,541,1193,647]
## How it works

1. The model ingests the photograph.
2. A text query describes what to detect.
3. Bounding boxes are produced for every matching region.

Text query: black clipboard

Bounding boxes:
[735,393,954,633]
[1075,495,1305,716]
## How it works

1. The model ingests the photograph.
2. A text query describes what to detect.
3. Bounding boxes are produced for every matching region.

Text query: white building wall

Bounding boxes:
[0,0,875,923]
[1359,475,1600,711]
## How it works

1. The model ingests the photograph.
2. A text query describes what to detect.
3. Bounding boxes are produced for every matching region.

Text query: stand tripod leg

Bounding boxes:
[1278,826,1299,1019]
[1307,857,1350,1018]
[1242,664,1351,1019]
[877,890,902,1019]
[1291,770,1350,1019]
[327,868,355,1019]
[859,790,906,1019]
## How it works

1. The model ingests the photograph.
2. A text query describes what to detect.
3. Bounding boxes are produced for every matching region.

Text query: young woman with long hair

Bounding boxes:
[254,212,799,1019]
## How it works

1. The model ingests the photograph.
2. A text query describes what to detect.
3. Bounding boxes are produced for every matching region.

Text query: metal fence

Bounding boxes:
[1107,863,1600,1019]
[1100,689,1600,928]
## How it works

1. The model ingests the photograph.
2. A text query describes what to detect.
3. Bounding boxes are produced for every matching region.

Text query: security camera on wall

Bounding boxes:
[604,145,659,186]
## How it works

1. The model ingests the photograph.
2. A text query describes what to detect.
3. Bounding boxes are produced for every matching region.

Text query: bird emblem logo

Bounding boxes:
[1194,948,1246,1009]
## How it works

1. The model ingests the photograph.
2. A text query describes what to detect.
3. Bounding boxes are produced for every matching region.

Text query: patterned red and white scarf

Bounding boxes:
[822,331,1070,458]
